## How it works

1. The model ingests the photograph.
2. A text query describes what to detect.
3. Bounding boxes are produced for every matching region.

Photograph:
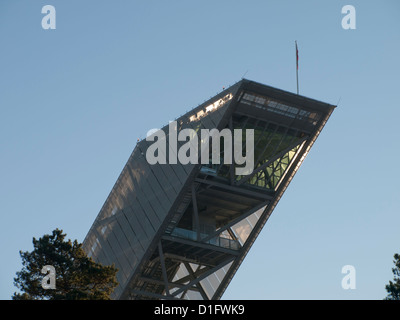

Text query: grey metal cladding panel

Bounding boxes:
[129,156,162,207]
[174,119,199,175]
[92,228,116,267]
[125,161,161,233]
[146,124,193,179]
[183,161,196,176]
[113,167,140,213]
[93,193,125,241]
[145,132,190,183]
[121,206,147,255]
[195,115,215,132]
[177,111,213,174]
[180,111,208,134]
[105,227,130,283]
[135,192,160,234]
[164,136,191,182]
[212,85,242,124]
[115,170,136,202]
[135,179,162,230]
[114,272,126,296]
[115,211,142,263]
[144,161,178,204]
[157,162,184,195]
[138,158,174,208]
[93,245,110,268]
[179,84,240,130]
[181,108,213,129]
[124,161,157,216]
[128,199,155,248]
[197,99,233,132]
[126,201,153,247]
[103,222,129,269]
[133,155,171,224]
[82,233,93,254]
[85,233,109,266]
[89,206,109,237]
[124,164,142,204]
[170,162,193,182]
[85,234,112,269]
[138,139,185,193]
[188,103,221,129]
[95,202,124,258]
[94,234,128,288]
[173,152,197,176]
[112,286,122,300]
[95,234,118,269]
[142,188,167,229]
[87,145,144,235]
[119,162,169,236]
[214,102,233,128]
[83,233,96,256]
[111,216,138,270]
[111,149,151,208]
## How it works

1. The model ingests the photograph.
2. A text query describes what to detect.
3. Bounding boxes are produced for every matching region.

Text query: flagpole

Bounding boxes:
[295,41,299,95]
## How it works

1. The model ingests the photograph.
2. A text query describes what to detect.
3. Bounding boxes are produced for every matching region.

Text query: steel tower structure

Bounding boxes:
[83,79,335,299]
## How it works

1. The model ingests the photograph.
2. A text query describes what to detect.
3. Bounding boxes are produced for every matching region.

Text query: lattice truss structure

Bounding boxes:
[83,79,335,299]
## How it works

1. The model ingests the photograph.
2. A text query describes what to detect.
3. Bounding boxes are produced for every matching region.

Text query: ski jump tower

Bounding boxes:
[83,79,335,299]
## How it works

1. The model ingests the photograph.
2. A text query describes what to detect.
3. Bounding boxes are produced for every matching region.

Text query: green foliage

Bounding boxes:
[385,253,400,300]
[12,229,118,300]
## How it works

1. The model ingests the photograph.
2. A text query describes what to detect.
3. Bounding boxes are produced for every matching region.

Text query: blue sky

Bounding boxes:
[1,0,399,300]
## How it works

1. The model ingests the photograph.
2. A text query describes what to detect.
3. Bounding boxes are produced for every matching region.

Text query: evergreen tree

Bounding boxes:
[13,229,118,300]
[385,253,400,300]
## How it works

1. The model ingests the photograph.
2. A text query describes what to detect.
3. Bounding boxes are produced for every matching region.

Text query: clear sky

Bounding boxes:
[1,0,399,300]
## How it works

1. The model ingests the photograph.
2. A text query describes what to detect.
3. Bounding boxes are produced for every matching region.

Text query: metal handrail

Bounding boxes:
[171,227,240,251]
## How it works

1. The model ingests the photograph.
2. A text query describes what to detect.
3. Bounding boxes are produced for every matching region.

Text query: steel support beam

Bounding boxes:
[194,178,273,201]
[191,183,200,241]
[184,263,209,300]
[199,201,268,243]
[161,235,240,256]
[170,257,235,297]
[158,242,170,296]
